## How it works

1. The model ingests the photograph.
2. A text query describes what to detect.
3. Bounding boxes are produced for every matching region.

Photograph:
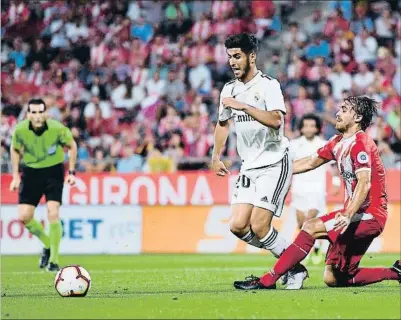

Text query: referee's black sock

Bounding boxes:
[25,219,50,249]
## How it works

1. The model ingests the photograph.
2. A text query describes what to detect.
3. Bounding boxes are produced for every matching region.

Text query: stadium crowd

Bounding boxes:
[1,0,400,173]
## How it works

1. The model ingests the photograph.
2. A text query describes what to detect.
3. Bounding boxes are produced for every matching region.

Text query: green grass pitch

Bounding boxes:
[1,253,400,319]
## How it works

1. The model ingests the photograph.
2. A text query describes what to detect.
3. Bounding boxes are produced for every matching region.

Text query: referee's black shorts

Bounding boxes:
[19,163,65,207]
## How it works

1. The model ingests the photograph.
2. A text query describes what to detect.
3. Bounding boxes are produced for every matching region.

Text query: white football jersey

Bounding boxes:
[218,71,289,170]
[290,135,328,195]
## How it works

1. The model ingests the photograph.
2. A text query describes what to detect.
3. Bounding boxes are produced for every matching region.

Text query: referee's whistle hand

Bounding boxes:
[65,174,76,186]
[9,176,21,192]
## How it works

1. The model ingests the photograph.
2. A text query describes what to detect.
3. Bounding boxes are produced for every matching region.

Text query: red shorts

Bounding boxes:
[320,209,384,276]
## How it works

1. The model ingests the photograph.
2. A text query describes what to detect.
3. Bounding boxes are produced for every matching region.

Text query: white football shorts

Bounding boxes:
[290,191,327,217]
[231,152,292,217]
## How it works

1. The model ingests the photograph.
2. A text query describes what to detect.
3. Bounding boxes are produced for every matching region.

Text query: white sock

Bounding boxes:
[240,230,264,249]
[314,240,321,250]
[259,226,288,258]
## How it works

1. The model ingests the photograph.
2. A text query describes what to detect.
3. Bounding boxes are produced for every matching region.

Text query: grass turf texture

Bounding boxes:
[1,254,400,319]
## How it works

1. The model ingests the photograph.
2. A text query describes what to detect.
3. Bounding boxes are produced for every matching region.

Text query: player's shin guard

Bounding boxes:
[347,268,399,286]
[240,229,264,248]
[259,226,288,258]
[49,221,63,264]
[260,230,315,286]
[25,219,50,249]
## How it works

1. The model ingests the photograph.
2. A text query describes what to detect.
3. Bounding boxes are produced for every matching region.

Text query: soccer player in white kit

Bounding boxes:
[211,33,307,289]
[290,114,332,264]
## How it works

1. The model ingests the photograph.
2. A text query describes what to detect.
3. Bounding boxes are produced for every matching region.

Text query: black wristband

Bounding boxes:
[68,170,76,175]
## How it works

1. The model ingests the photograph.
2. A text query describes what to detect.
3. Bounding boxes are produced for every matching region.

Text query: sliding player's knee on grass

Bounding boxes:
[323,265,347,287]
[18,204,35,224]
[323,270,339,287]
[47,201,61,223]
[302,217,327,239]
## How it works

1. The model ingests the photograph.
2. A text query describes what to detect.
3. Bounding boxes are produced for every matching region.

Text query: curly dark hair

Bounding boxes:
[224,33,259,54]
[298,113,322,135]
[344,96,379,131]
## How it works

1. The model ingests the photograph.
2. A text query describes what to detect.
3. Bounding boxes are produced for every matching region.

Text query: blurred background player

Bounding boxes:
[289,114,341,265]
[211,33,307,290]
[234,96,401,290]
[9,98,77,271]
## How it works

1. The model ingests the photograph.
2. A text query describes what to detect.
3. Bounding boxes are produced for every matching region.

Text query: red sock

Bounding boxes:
[347,268,399,286]
[260,230,315,286]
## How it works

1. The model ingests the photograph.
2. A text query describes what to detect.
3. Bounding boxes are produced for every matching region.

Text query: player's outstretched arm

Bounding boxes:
[211,120,230,176]
[293,154,329,175]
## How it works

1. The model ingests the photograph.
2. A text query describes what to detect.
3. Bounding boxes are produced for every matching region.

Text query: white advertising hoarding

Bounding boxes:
[0,205,142,255]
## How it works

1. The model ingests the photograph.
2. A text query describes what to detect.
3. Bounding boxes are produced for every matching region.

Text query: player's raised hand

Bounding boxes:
[65,174,76,186]
[211,158,230,176]
[9,175,21,192]
[222,97,245,111]
[333,211,350,234]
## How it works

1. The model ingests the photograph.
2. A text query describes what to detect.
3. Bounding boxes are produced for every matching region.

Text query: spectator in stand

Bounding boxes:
[84,95,112,119]
[164,133,185,171]
[165,69,186,103]
[191,13,212,43]
[264,51,286,80]
[323,8,350,39]
[304,9,325,39]
[375,6,398,48]
[352,62,375,94]
[305,34,330,61]
[188,58,212,95]
[131,16,153,43]
[87,74,108,101]
[376,47,397,81]
[26,61,44,87]
[8,37,26,69]
[328,0,353,21]
[328,62,352,101]
[84,148,113,173]
[282,22,307,52]
[143,145,174,173]
[350,2,374,35]
[116,144,144,173]
[146,70,166,98]
[353,27,378,64]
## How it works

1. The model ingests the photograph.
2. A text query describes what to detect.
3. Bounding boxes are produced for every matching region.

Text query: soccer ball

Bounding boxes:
[54,265,91,297]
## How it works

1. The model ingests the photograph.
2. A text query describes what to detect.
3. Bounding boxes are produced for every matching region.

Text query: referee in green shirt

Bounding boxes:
[9,98,77,272]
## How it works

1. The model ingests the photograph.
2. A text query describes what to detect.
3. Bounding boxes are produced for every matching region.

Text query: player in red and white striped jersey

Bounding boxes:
[234,96,401,290]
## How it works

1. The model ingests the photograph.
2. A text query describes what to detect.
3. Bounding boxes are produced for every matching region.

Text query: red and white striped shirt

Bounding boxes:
[212,1,233,21]
[214,43,227,65]
[131,67,149,88]
[192,19,212,42]
[183,44,212,66]
[91,42,107,67]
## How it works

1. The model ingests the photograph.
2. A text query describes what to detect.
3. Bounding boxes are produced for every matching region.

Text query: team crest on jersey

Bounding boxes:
[357,151,369,164]
[48,145,57,155]
[254,93,260,102]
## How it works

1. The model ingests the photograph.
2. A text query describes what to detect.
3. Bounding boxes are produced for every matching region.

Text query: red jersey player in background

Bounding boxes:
[234,96,401,290]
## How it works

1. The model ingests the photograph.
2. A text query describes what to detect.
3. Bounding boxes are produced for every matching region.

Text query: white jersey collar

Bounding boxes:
[235,70,262,88]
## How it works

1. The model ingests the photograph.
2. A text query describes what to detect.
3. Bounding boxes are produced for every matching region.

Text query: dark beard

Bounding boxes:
[240,56,251,81]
